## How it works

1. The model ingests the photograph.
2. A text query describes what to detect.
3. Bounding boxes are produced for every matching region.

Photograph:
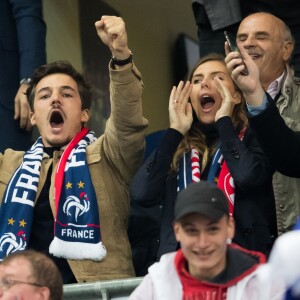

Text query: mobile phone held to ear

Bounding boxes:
[224,30,238,52]
[224,31,248,75]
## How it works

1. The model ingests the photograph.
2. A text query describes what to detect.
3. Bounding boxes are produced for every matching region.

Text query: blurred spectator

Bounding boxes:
[130,182,269,300]
[0,250,63,300]
[0,0,46,152]
[247,219,300,300]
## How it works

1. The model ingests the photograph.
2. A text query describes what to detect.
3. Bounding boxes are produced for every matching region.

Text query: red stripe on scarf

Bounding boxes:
[218,127,246,216]
[54,127,89,216]
[191,148,200,182]
[218,164,234,216]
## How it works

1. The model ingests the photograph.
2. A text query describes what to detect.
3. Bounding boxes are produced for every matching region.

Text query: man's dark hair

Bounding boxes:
[3,250,63,300]
[27,60,92,111]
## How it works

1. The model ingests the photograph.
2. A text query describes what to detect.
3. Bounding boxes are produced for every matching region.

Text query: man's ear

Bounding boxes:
[39,286,50,299]
[173,222,181,242]
[30,111,36,126]
[81,109,90,123]
[227,216,235,240]
[283,41,293,62]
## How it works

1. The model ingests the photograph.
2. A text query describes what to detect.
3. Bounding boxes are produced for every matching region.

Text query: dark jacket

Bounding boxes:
[249,93,300,178]
[130,117,276,274]
[0,0,46,151]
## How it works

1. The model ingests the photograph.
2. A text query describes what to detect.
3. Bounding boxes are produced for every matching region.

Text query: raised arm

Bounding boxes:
[225,42,300,178]
[95,15,132,70]
[95,16,148,184]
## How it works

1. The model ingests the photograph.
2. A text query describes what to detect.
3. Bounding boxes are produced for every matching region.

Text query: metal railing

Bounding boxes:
[63,277,143,300]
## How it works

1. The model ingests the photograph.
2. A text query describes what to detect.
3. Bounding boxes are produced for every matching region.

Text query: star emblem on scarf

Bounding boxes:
[8,218,15,225]
[19,219,27,227]
[77,181,85,188]
[66,182,72,189]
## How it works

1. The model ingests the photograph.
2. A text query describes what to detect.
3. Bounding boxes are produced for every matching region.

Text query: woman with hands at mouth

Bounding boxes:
[130,53,277,275]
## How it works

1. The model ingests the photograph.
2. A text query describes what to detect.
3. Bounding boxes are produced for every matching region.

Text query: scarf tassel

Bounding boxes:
[49,237,107,261]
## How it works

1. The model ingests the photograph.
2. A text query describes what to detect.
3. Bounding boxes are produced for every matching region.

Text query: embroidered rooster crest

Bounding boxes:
[63,192,90,222]
[0,231,27,256]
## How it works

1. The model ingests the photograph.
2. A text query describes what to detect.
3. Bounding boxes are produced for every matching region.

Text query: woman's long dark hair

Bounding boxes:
[171,53,248,171]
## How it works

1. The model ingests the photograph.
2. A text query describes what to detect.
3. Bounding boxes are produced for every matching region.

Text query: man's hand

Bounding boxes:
[169,81,193,135]
[225,41,265,106]
[14,84,32,131]
[95,15,131,60]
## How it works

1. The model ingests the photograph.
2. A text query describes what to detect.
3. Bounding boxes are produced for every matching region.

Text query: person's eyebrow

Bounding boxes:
[36,85,78,95]
[192,73,203,78]
[237,31,270,39]
[36,86,51,95]
[236,33,248,40]
[255,31,271,37]
[60,86,78,94]
[207,220,218,226]
[211,71,227,76]
[193,71,227,78]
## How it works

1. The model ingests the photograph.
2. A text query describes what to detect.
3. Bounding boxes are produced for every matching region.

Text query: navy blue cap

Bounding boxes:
[174,181,229,221]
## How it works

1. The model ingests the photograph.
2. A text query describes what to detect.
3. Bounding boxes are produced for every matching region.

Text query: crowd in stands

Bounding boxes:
[1,1,300,299]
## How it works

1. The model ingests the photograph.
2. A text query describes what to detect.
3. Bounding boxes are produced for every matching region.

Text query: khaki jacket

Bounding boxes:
[0,62,148,282]
[273,65,300,235]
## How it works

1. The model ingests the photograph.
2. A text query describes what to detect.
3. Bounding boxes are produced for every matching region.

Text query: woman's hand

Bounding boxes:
[169,81,193,135]
[214,76,241,121]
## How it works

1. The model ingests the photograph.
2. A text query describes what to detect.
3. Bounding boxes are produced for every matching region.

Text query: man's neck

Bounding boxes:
[44,146,62,157]
[261,69,286,93]
[267,72,286,100]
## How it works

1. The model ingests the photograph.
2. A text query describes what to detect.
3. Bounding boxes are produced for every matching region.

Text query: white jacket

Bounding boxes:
[130,250,285,300]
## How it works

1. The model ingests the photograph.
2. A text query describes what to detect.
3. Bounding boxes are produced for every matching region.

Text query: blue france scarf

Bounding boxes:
[0,128,106,261]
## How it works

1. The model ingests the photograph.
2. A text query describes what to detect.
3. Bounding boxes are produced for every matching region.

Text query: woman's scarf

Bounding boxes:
[177,128,246,216]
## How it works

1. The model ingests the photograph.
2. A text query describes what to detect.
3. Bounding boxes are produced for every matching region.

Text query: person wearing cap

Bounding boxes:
[130,181,275,300]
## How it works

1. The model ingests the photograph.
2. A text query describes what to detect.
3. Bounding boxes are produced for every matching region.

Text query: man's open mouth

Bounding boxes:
[50,110,64,128]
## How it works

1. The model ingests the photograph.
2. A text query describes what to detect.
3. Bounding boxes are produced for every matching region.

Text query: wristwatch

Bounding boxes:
[111,52,133,66]
[20,78,32,85]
